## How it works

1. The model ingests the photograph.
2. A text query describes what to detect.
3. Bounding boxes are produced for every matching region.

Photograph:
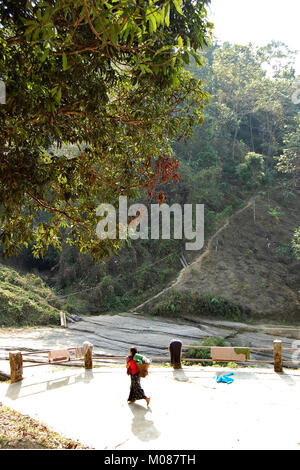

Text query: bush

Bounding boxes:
[236,152,265,189]
[151,291,244,321]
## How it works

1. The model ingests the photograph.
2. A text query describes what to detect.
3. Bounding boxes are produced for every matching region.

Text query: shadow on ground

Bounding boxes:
[128,403,160,442]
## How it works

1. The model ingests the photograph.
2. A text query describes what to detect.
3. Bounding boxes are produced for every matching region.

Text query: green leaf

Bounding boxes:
[182,51,190,64]
[148,14,157,34]
[140,64,153,74]
[164,3,170,26]
[191,52,203,66]
[172,0,184,16]
[41,49,50,63]
[62,53,68,71]
[56,87,62,103]
[153,45,172,57]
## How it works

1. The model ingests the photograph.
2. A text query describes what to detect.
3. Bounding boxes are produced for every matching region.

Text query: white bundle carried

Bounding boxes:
[142,355,151,364]
[133,354,151,377]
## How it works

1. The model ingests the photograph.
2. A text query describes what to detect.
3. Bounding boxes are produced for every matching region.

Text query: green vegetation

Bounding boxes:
[1,3,299,321]
[292,227,300,260]
[0,0,212,260]
[275,242,295,260]
[150,291,245,321]
[277,114,300,189]
[0,265,61,326]
[236,153,265,189]
[267,207,285,222]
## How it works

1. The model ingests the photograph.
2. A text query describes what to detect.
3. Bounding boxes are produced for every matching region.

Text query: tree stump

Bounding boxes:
[84,347,93,369]
[273,340,283,373]
[9,351,23,383]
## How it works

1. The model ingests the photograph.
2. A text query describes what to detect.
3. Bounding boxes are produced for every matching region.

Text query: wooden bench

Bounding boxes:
[48,349,71,363]
[211,347,250,362]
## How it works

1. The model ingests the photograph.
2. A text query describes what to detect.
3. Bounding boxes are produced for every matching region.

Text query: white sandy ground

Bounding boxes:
[1,361,300,450]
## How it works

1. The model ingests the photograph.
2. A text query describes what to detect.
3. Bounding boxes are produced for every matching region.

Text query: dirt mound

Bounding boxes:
[138,189,300,321]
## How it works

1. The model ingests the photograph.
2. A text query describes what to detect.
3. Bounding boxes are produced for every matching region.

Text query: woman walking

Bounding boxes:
[126,347,150,407]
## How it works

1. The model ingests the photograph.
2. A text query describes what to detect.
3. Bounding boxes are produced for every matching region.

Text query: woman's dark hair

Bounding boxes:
[130,347,138,358]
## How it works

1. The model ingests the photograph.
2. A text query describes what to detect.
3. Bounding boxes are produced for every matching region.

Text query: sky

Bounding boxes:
[208,0,300,75]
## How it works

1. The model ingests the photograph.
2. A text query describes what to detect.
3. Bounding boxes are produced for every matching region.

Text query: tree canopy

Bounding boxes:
[0,0,212,259]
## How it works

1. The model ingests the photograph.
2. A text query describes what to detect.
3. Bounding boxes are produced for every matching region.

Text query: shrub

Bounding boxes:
[151,291,244,321]
[236,152,265,188]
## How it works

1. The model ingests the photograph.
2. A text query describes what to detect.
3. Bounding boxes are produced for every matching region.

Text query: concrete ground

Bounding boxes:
[1,361,300,450]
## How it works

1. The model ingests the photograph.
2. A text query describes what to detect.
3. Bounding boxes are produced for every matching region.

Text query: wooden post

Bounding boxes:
[84,347,93,369]
[9,351,23,383]
[169,340,182,369]
[273,340,283,373]
[60,311,67,328]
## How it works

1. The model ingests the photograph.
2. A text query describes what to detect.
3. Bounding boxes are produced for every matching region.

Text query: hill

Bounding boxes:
[137,189,300,322]
[0,42,298,323]
[0,265,62,326]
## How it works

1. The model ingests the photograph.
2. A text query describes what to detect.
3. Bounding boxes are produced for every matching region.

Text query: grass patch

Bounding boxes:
[0,402,90,449]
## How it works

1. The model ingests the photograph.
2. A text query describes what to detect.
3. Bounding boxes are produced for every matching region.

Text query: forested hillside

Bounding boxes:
[140,188,300,321]
[1,40,299,321]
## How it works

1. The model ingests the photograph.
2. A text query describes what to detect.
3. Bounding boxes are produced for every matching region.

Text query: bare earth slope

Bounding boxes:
[136,189,300,321]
